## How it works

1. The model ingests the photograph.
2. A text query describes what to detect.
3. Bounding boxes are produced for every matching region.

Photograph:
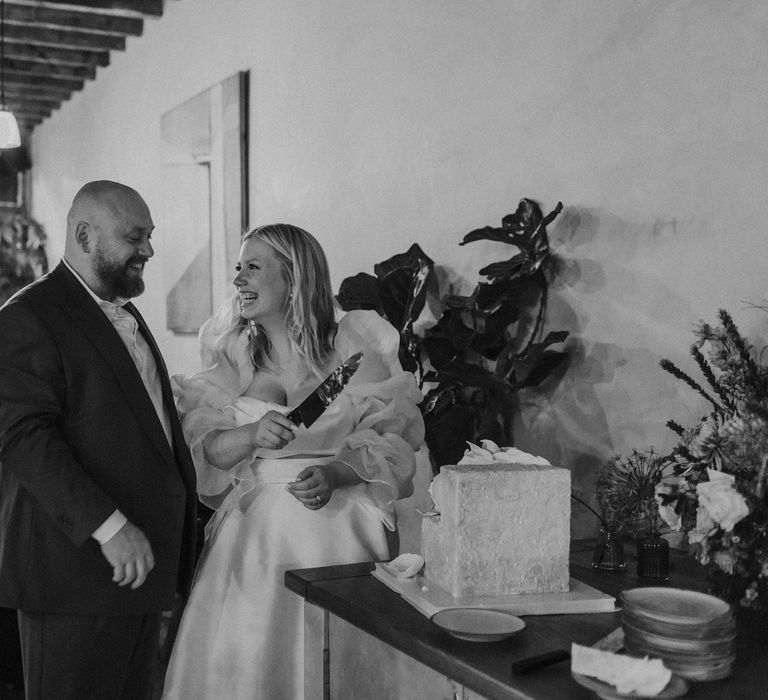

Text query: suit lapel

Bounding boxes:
[50,264,176,465]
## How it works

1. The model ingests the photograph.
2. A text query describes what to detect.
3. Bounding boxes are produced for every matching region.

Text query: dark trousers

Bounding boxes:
[17,610,161,700]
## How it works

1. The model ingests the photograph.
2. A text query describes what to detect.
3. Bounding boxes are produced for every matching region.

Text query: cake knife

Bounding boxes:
[510,627,624,674]
[286,352,364,427]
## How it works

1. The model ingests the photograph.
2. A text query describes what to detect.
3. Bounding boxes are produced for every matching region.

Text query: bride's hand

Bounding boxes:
[288,462,364,509]
[248,410,297,450]
[287,463,338,509]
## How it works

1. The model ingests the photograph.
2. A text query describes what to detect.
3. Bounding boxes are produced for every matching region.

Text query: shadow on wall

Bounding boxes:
[513,337,626,538]
[511,204,700,538]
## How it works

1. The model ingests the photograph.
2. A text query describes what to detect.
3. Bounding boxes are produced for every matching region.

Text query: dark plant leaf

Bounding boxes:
[421,385,457,417]
[540,201,564,229]
[399,257,433,333]
[398,343,420,374]
[459,225,531,248]
[422,336,457,370]
[501,198,543,233]
[378,269,419,330]
[423,308,476,356]
[475,276,537,315]
[477,251,528,282]
[476,408,504,445]
[336,272,381,312]
[431,358,510,390]
[421,390,475,468]
[445,291,476,310]
[373,242,433,280]
[513,349,569,389]
[376,245,435,331]
[501,330,568,387]
[469,303,522,360]
[530,330,570,351]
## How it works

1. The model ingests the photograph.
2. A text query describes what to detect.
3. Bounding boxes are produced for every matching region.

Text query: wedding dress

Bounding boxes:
[162,310,424,700]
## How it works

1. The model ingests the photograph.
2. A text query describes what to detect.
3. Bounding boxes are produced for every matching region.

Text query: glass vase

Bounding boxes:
[592,526,626,570]
[636,532,670,579]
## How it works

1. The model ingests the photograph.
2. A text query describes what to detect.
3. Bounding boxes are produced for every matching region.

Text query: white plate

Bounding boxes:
[622,620,735,655]
[621,588,731,624]
[622,607,734,640]
[572,672,689,699]
[431,607,525,642]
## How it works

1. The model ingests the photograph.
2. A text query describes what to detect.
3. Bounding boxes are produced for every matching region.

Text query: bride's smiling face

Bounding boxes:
[233,237,290,324]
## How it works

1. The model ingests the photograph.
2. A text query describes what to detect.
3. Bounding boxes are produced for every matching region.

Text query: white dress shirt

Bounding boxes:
[62,258,172,544]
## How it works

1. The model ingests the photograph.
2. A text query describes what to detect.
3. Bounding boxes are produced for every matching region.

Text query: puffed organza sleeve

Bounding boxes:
[172,323,254,507]
[331,311,425,529]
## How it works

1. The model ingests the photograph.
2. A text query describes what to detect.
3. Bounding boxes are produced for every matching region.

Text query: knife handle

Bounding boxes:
[511,649,570,674]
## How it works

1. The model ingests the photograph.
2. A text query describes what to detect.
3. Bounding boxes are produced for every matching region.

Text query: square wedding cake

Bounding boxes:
[421,444,571,598]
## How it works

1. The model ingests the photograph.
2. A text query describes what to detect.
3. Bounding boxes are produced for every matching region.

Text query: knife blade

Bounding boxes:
[510,627,624,674]
[286,352,364,427]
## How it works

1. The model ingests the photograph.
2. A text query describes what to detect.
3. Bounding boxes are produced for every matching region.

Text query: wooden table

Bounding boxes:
[285,540,766,699]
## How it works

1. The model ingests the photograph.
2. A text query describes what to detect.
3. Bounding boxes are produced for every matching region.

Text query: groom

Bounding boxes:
[0,181,197,699]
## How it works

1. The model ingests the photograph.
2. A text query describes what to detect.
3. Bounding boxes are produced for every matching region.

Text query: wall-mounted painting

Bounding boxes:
[160,71,249,334]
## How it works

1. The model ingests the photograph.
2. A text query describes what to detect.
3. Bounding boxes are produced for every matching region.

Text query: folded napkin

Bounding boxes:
[378,553,425,579]
[571,643,671,696]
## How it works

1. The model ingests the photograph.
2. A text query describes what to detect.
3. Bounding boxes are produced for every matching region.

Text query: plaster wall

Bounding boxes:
[29,0,768,536]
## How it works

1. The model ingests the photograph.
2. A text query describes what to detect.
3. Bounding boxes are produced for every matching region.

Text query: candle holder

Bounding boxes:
[636,532,670,579]
[592,526,626,570]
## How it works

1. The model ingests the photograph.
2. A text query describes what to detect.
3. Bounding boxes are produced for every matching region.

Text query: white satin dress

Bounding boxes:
[162,311,424,700]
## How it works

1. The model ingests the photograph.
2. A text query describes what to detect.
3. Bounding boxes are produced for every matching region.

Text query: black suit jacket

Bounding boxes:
[0,262,197,614]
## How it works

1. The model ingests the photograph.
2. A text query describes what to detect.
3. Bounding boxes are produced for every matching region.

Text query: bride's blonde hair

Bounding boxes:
[216,223,337,380]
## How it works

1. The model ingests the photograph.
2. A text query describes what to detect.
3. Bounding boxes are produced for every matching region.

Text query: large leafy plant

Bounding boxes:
[337,198,569,469]
[0,210,48,306]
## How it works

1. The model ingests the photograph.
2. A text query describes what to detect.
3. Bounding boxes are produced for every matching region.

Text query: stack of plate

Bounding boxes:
[621,587,736,681]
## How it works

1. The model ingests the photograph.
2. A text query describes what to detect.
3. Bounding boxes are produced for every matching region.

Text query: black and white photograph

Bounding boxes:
[0,2,766,699]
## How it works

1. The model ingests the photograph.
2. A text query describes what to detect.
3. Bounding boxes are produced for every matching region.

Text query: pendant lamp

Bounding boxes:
[0,0,20,149]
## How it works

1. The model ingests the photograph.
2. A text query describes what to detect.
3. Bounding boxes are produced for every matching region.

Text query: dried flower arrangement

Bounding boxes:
[656,309,768,611]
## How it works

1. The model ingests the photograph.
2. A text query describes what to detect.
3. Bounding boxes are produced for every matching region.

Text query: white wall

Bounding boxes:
[30,0,768,535]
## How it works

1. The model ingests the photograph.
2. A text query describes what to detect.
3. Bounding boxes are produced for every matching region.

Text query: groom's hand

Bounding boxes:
[100,521,155,589]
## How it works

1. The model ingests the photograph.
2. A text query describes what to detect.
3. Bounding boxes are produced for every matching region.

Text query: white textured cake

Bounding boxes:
[421,443,571,598]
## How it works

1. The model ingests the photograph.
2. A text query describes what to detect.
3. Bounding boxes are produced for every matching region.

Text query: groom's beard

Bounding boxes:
[93,246,146,300]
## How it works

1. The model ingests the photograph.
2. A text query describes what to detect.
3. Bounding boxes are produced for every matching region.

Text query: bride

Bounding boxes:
[162,223,424,699]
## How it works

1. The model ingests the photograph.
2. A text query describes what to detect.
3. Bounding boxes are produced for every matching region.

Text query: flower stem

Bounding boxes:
[571,491,607,527]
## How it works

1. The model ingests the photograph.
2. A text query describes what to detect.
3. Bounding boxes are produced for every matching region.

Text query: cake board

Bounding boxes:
[372,565,616,619]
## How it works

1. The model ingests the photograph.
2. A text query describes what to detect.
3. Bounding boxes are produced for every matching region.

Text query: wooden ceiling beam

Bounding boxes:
[6,4,143,35]
[2,23,126,51]
[2,40,109,66]
[5,85,66,107]
[6,105,53,119]
[10,111,50,124]
[2,79,73,98]
[17,1,164,17]
[5,57,97,80]
[2,69,84,90]
[0,2,167,136]
[3,93,62,110]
